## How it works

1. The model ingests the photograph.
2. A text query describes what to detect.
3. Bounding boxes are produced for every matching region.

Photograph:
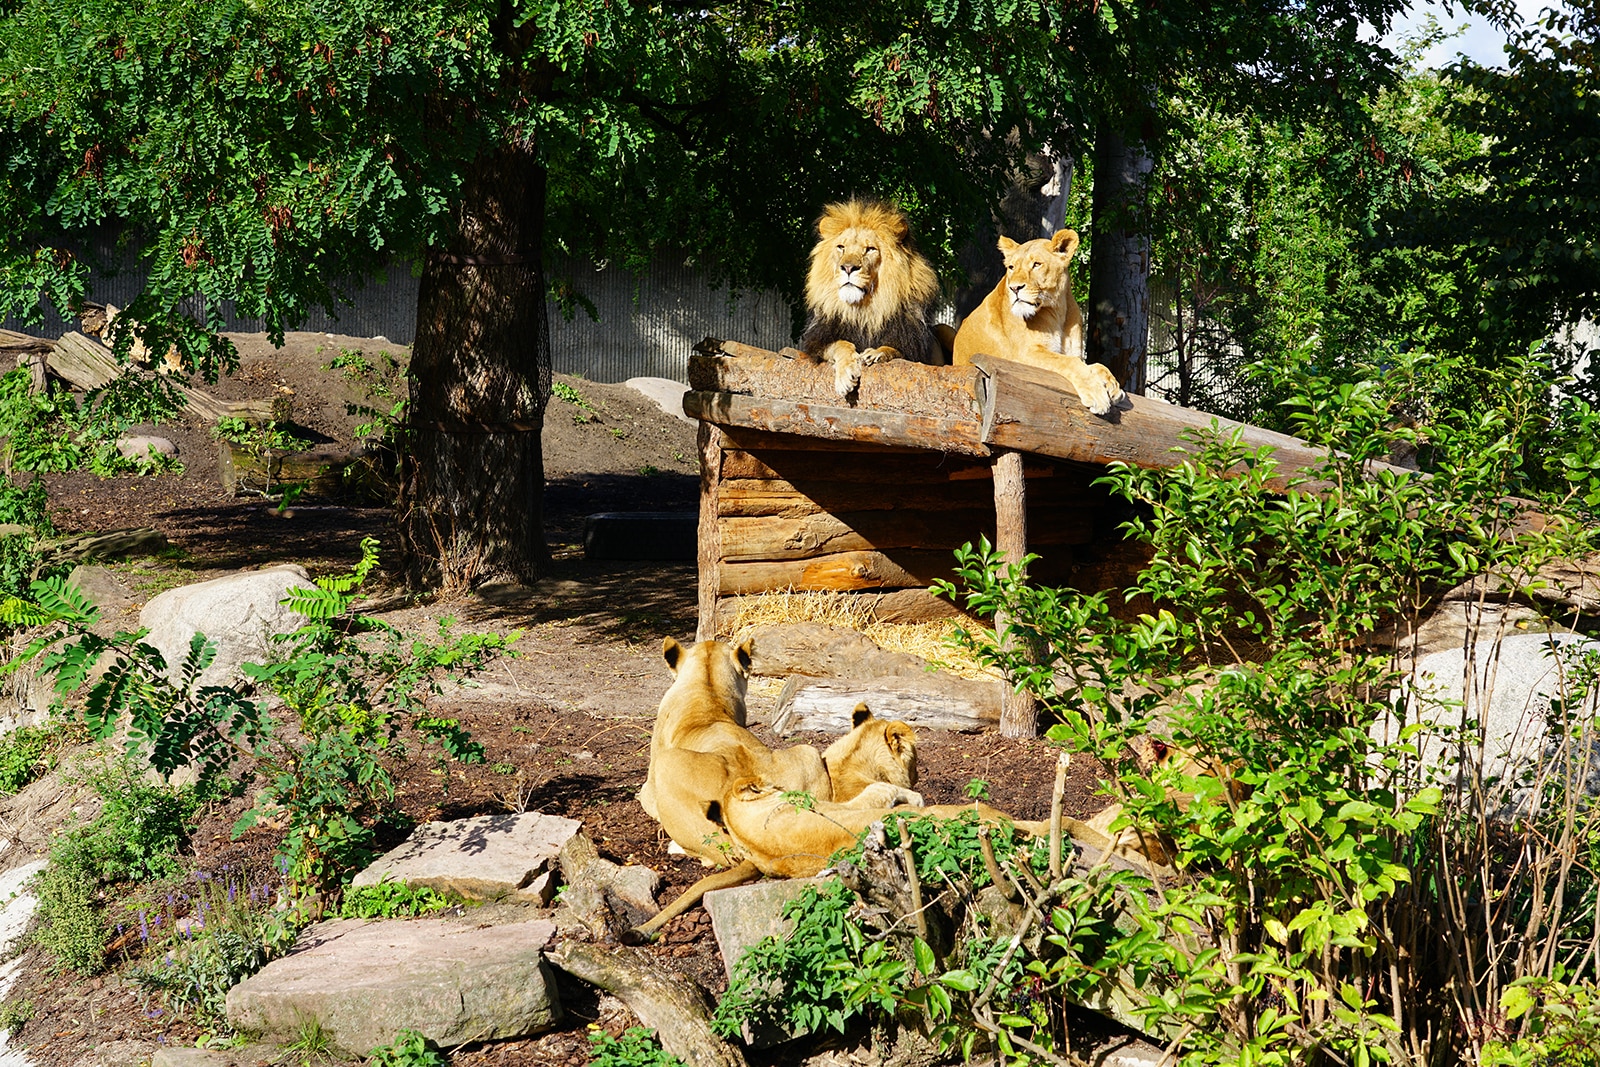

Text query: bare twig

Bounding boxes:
[1050,750,1070,880]
[898,820,928,942]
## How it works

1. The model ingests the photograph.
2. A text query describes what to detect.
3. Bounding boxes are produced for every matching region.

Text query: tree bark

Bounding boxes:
[402,143,551,591]
[1087,124,1154,396]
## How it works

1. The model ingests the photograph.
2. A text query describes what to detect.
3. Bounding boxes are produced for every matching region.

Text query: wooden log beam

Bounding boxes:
[993,449,1040,738]
[684,390,987,456]
[719,549,958,594]
[689,348,983,421]
[973,354,1415,491]
[719,506,1093,562]
[697,422,723,641]
[716,475,1093,519]
[719,448,995,483]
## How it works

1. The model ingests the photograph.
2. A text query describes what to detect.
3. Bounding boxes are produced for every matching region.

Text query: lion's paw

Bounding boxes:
[1077,363,1126,416]
[859,345,901,368]
[851,781,924,808]
[833,351,865,398]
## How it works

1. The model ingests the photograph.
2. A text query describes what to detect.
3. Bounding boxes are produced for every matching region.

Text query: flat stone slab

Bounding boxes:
[624,377,695,424]
[151,1047,279,1067]
[705,877,827,1047]
[225,917,560,1057]
[351,812,582,902]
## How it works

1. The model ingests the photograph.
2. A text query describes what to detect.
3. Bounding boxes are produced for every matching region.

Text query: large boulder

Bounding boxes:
[225,917,561,1057]
[138,565,314,690]
[704,877,828,1047]
[1390,632,1600,811]
[350,812,583,903]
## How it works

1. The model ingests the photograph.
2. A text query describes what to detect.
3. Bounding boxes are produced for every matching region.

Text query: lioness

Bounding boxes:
[638,638,920,867]
[797,199,948,399]
[722,777,1050,878]
[952,230,1126,415]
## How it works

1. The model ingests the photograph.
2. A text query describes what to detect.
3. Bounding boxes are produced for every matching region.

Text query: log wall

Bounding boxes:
[699,423,1116,635]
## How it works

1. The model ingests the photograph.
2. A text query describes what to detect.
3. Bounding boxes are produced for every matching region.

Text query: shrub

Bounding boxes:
[588,1027,684,1067]
[337,878,451,919]
[128,869,312,1023]
[367,1029,448,1067]
[0,721,84,794]
[31,760,202,972]
[713,351,1600,1066]
[6,538,514,893]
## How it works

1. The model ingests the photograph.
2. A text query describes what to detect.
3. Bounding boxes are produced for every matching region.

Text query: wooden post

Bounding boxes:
[993,448,1040,738]
[696,421,724,641]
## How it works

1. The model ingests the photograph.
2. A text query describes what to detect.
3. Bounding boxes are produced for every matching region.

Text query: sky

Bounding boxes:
[1377,0,1556,68]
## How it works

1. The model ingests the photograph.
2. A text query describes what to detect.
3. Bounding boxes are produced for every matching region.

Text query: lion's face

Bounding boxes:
[998,230,1080,323]
[821,703,918,800]
[806,200,940,332]
[827,227,886,306]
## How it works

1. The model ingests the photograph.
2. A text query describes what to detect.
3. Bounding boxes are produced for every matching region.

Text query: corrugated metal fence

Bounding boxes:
[1,254,800,385]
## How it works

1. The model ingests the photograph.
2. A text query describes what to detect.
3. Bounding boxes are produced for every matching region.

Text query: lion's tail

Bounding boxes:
[623,860,762,944]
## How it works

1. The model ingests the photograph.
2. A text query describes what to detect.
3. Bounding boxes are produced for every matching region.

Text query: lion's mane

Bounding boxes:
[797,199,942,366]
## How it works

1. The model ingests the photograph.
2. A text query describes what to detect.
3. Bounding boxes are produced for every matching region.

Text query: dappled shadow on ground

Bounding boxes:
[152,502,392,572]
[466,560,699,644]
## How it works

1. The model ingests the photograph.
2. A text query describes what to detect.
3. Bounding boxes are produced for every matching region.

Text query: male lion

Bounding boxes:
[952,229,1126,415]
[797,199,947,399]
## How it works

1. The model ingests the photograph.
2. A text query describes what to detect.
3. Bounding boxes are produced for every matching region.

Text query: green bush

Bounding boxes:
[337,878,451,919]
[0,721,83,794]
[6,538,514,893]
[367,1029,448,1067]
[713,351,1600,1066]
[31,761,202,972]
[0,368,182,477]
[128,871,311,1023]
[588,1027,685,1067]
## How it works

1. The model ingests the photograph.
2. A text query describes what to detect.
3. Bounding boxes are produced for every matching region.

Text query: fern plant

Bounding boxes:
[5,537,516,891]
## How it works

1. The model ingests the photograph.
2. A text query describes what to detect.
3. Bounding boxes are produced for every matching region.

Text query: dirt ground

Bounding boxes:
[2,333,1110,1067]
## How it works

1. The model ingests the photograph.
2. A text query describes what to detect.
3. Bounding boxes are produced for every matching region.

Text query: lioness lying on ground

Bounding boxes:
[952,229,1126,415]
[637,638,920,867]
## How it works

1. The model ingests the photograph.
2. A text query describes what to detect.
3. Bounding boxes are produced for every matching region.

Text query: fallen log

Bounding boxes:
[771,674,1003,734]
[689,345,983,421]
[545,941,746,1067]
[35,330,273,422]
[35,527,168,569]
[683,390,987,456]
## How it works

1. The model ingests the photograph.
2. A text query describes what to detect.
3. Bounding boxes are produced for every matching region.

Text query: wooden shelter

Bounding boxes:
[684,339,1346,735]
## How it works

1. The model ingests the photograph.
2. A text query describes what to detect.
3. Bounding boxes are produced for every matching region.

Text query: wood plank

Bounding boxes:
[715,589,968,632]
[719,448,996,484]
[719,550,959,594]
[719,506,1093,562]
[688,349,983,421]
[716,475,1099,518]
[697,422,724,641]
[973,355,1416,491]
[719,426,929,455]
[684,391,987,456]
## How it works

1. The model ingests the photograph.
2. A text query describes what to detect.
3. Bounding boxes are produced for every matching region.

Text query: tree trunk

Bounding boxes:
[402,143,551,591]
[1087,124,1154,395]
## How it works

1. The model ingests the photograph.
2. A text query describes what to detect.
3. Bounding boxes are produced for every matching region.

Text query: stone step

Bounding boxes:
[225,917,560,1058]
[351,811,582,903]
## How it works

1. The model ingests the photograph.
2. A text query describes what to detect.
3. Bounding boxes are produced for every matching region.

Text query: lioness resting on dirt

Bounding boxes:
[637,638,920,868]
[722,776,1051,878]
[952,229,1126,415]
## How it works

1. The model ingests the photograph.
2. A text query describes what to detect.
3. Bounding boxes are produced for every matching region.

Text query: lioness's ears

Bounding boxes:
[887,722,915,755]
[1050,229,1080,259]
[662,636,683,673]
[852,702,872,729]
[997,236,1020,254]
[735,637,755,674]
